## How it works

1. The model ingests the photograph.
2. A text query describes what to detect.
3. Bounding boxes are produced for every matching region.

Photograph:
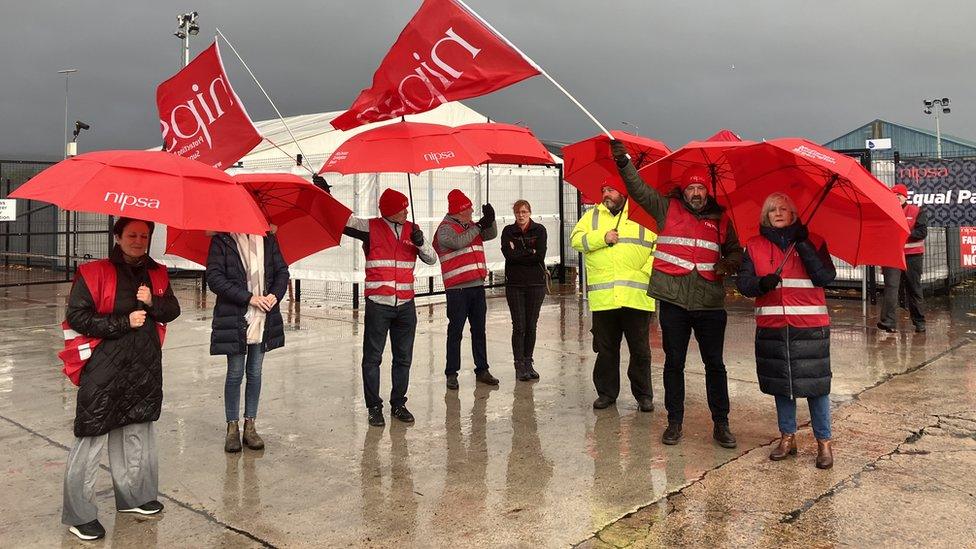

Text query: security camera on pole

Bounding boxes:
[922,97,951,159]
[174,11,200,68]
[67,121,90,157]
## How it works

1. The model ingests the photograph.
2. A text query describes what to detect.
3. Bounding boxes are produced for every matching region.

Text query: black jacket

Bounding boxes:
[501,220,547,286]
[67,247,181,437]
[206,233,289,356]
[736,223,836,398]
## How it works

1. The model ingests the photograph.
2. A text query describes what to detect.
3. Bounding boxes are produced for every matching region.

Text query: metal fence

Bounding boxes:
[1,160,116,287]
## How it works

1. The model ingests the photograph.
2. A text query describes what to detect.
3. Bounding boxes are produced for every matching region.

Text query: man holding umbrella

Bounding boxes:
[878,184,927,333]
[433,189,499,389]
[344,188,437,427]
[611,140,743,448]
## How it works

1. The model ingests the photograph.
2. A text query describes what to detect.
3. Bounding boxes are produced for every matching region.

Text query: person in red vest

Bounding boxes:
[878,184,927,333]
[611,140,743,448]
[345,189,437,427]
[736,193,837,469]
[61,217,181,541]
[433,189,499,389]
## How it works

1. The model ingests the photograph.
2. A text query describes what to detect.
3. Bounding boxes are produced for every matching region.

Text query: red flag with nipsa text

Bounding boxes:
[331,0,540,131]
[156,41,262,169]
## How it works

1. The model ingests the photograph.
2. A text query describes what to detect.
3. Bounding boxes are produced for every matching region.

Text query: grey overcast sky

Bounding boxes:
[2,1,973,159]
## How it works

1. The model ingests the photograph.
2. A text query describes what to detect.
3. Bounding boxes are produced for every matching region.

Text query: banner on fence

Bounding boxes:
[961,227,976,268]
[895,157,976,226]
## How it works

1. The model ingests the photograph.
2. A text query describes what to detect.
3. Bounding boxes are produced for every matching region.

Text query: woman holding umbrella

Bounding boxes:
[62,217,181,540]
[501,199,547,381]
[206,226,289,453]
[735,193,836,469]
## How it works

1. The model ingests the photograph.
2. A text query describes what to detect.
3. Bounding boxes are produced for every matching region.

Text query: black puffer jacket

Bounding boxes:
[206,233,289,356]
[736,223,836,398]
[66,247,181,437]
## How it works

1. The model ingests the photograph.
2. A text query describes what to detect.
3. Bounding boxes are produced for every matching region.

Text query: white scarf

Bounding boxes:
[232,233,266,344]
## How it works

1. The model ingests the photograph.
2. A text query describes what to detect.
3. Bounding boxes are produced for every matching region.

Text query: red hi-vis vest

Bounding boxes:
[60,260,169,386]
[434,217,487,288]
[748,235,830,329]
[364,218,418,302]
[652,199,729,282]
[903,204,925,256]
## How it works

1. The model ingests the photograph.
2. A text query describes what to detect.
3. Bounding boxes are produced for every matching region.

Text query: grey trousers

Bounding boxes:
[881,254,925,328]
[62,421,158,526]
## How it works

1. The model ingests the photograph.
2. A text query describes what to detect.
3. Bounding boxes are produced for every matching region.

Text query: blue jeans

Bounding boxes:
[225,344,265,421]
[774,394,832,440]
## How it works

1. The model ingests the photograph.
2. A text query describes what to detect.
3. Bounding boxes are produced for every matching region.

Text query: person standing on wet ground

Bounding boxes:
[611,139,743,448]
[207,226,289,452]
[736,192,836,469]
[61,217,181,541]
[571,184,657,411]
[878,184,927,334]
[344,188,437,427]
[433,189,499,389]
[501,199,548,381]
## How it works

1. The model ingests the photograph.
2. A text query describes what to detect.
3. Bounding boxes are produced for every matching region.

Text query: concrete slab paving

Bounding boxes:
[0,280,973,547]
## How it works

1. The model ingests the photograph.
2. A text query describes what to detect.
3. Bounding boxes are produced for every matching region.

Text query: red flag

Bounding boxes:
[156,41,262,170]
[331,0,540,131]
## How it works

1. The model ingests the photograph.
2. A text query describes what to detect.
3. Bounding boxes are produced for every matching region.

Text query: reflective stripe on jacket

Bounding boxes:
[570,202,657,312]
[903,204,925,255]
[749,236,830,329]
[652,198,728,282]
[434,217,487,288]
[365,218,418,302]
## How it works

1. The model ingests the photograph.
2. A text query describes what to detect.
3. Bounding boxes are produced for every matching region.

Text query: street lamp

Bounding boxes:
[922,97,951,159]
[620,120,640,136]
[57,69,77,159]
[174,11,200,68]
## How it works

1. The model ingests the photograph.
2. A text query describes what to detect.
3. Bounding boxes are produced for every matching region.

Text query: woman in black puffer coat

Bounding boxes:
[62,217,180,540]
[206,231,289,453]
[736,192,836,469]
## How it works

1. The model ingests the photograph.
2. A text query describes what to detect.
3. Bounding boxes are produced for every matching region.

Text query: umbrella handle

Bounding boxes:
[773,174,839,275]
[607,210,624,247]
[406,173,415,224]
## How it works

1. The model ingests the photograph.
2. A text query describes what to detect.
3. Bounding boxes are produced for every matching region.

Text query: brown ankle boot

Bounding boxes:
[242,418,265,450]
[769,433,797,461]
[816,439,833,469]
[224,421,242,453]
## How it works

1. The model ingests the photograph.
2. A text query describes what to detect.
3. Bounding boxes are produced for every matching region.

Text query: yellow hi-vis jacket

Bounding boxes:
[571,201,657,312]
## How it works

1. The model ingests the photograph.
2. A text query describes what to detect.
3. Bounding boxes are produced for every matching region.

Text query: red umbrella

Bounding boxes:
[722,138,909,269]
[562,130,671,204]
[9,150,268,234]
[166,173,353,265]
[319,121,490,175]
[319,121,490,223]
[453,122,553,202]
[453,123,552,165]
[627,129,755,231]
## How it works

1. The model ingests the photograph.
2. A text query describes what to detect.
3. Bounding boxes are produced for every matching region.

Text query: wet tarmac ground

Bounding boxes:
[1,281,974,547]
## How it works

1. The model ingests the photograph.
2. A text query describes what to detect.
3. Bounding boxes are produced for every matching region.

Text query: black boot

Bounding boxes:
[713,423,737,448]
[475,369,499,386]
[515,359,533,381]
[526,358,540,380]
[662,422,682,445]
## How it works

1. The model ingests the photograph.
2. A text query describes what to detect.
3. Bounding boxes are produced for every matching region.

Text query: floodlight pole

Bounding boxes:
[58,69,77,159]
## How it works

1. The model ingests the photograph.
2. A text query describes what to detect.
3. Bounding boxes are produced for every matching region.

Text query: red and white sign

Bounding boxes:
[330,0,540,131]
[961,227,976,268]
[156,41,262,170]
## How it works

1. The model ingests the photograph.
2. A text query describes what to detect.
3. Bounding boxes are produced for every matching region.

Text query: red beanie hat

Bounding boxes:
[447,189,473,215]
[680,166,710,191]
[379,188,409,218]
[891,184,908,197]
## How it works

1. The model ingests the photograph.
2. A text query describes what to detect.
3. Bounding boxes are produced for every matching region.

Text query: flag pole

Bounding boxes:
[452,0,614,140]
[216,28,315,176]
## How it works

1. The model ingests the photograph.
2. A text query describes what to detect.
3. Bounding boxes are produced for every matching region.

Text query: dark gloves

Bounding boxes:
[476,203,495,231]
[610,139,629,168]
[793,223,809,243]
[714,258,737,277]
[759,273,782,294]
[410,226,424,246]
